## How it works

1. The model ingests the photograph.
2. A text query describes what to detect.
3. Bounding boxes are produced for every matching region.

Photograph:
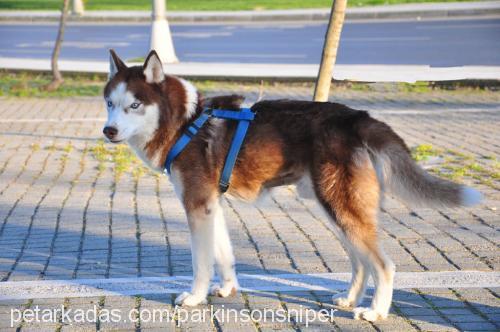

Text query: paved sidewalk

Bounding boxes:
[0,84,499,331]
[1,1,499,22]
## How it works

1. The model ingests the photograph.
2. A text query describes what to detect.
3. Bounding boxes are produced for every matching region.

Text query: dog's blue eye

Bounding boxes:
[107,101,113,108]
[130,102,141,109]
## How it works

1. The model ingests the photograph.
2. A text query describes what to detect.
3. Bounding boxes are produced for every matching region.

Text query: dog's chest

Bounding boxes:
[127,139,162,172]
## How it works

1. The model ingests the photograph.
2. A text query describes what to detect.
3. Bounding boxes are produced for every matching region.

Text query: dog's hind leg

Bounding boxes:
[332,236,369,308]
[352,245,395,322]
[312,149,394,321]
[210,201,239,297]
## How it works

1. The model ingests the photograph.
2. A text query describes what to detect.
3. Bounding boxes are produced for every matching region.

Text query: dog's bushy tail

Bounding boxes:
[359,117,482,208]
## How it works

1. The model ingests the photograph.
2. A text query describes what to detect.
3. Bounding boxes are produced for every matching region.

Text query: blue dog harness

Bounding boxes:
[164,108,255,193]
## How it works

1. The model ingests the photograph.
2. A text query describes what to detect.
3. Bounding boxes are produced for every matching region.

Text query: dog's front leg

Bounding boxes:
[175,198,217,306]
[210,202,238,297]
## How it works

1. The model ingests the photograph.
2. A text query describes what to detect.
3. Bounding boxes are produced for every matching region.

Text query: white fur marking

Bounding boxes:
[143,54,165,84]
[354,307,384,321]
[109,53,119,79]
[179,78,198,119]
[213,202,238,297]
[361,248,395,320]
[332,228,369,308]
[105,82,163,169]
[108,82,131,109]
[176,199,218,306]
[105,83,137,141]
[126,103,161,169]
[169,167,184,200]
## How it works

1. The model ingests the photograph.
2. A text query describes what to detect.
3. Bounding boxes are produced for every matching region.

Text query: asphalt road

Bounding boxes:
[0,18,499,66]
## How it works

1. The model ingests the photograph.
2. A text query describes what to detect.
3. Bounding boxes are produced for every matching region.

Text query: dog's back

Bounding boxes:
[237,99,482,209]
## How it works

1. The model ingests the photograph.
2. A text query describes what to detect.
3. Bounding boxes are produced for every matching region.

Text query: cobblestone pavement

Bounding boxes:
[0,84,498,331]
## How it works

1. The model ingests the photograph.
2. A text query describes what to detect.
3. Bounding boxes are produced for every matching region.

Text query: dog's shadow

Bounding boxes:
[138,274,498,330]
[0,205,497,329]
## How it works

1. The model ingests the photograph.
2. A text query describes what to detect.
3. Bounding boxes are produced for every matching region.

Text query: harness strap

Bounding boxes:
[164,111,211,175]
[218,108,254,192]
[212,109,255,121]
[164,108,255,194]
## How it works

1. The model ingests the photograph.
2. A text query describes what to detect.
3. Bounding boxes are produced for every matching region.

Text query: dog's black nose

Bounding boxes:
[103,126,118,140]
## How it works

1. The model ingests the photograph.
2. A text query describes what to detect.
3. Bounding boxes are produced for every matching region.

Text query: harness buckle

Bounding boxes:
[185,126,197,138]
[219,181,230,193]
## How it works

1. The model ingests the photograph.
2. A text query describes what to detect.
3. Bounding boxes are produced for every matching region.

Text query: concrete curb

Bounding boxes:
[2,57,500,83]
[0,1,499,23]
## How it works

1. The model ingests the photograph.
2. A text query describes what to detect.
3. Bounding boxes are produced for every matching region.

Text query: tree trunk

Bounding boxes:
[45,0,70,91]
[313,0,347,102]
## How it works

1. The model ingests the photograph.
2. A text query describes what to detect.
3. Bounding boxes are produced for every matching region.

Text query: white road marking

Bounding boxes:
[0,271,497,300]
[0,118,106,123]
[185,53,307,59]
[173,31,233,38]
[16,41,130,49]
[417,23,500,29]
[0,49,51,55]
[370,108,500,115]
[342,37,430,42]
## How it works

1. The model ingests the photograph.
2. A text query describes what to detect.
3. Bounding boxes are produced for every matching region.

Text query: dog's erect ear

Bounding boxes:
[143,50,165,84]
[109,49,127,79]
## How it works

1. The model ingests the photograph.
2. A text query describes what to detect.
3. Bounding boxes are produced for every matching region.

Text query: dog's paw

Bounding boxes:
[353,307,387,322]
[210,283,238,298]
[175,292,207,306]
[332,292,355,308]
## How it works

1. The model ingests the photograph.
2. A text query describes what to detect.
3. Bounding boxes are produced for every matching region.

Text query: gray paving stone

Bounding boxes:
[0,87,499,331]
[454,321,498,331]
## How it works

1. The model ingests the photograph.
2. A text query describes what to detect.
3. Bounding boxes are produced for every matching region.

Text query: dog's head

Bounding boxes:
[102,50,169,144]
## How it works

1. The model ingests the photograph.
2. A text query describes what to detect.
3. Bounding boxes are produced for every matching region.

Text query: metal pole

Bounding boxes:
[150,0,178,63]
[313,0,347,102]
[72,0,84,16]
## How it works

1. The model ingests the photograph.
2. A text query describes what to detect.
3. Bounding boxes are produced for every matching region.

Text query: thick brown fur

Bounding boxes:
[103,51,480,320]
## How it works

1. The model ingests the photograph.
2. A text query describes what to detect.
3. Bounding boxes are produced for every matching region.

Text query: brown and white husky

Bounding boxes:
[103,50,481,321]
